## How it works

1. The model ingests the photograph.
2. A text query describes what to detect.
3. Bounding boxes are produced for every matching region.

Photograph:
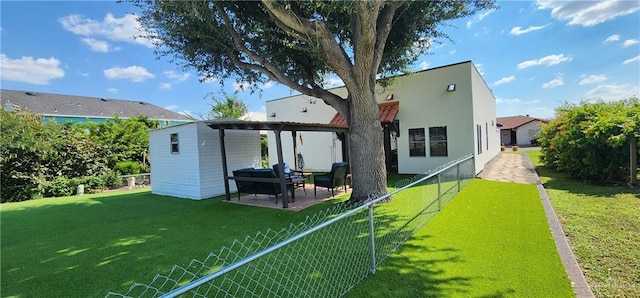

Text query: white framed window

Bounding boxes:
[170,133,179,154]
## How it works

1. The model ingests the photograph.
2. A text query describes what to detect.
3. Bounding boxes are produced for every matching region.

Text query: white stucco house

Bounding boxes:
[497,115,548,146]
[149,121,261,200]
[266,61,500,175]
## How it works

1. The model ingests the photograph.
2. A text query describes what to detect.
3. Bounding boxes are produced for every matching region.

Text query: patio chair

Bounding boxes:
[314,162,349,198]
[273,163,307,194]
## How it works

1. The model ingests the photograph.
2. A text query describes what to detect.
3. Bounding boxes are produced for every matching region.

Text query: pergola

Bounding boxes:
[203,119,349,208]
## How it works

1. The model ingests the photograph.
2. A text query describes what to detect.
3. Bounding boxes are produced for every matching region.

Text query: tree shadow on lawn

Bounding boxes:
[535,165,640,199]
[346,234,479,298]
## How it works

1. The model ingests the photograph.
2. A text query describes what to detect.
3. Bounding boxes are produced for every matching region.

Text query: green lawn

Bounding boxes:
[528,151,640,297]
[2,172,580,297]
[0,189,344,297]
[346,179,574,298]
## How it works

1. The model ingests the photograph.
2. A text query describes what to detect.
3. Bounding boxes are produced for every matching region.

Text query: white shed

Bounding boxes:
[149,122,261,200]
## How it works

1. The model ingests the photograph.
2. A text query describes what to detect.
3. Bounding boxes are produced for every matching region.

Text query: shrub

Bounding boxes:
[539,97,639,183]
[114,161,143,175]
[43,177,77,197]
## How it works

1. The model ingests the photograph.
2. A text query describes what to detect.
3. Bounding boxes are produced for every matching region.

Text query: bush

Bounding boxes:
[103,171,122,189]
[43,177,77,197]
[114,161,143,175]
[539,97,639,183]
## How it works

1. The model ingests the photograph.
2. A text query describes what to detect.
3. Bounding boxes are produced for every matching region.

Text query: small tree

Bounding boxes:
[203,94,248,119]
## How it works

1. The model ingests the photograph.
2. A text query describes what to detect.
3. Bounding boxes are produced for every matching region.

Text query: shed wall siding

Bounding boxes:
[516,121,544,146]
[149,123,203,199]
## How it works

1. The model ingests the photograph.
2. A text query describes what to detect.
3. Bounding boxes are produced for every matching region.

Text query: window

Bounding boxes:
[486,123,489,150]
[429,126,448,157]
[477,125,482,154]
[408,128,426,157]
[170,133,179,153]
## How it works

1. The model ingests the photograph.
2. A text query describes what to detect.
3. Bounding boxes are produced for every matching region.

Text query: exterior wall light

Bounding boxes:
[269,112,276,117]
[301,107,308,113]
[447,84,456,92]
[385,93,394,101]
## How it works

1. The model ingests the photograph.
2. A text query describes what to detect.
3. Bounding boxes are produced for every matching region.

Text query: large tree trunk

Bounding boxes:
[347,88,387,203]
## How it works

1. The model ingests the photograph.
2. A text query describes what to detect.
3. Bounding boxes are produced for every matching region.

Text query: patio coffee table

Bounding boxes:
[291,173,310,195]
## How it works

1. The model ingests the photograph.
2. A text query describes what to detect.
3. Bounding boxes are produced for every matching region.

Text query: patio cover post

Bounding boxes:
[218,128,231,201]
[292,130,298,170]
[275,129,289,208]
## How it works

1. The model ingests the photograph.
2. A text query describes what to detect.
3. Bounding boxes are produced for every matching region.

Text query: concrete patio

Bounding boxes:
[224,183,351,211]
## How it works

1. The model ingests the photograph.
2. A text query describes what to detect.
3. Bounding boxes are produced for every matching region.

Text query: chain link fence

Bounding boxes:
[105,155,475,298]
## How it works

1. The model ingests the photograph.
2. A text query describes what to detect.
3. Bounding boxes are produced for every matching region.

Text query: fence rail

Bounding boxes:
[106,155,475,298]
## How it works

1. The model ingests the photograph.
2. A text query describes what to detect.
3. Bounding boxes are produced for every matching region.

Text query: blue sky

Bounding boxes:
[1,1,639,119]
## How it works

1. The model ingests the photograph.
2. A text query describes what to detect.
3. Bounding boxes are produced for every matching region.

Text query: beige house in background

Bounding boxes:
[265,61,500,175]
[497,115,548,146]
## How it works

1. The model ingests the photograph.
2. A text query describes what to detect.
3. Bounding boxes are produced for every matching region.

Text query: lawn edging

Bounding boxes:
[526,154,594,298]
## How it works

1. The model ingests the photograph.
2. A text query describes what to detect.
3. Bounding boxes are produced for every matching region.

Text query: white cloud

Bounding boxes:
[163,70,190,83]
[233,81,250,91]
[323,77,344,88]
[623,55,640,65]
[449,50,456,55]
[517,54,572,69]
[81,38,111,52]
[104,65,154,82]
[419,61,430,70]
[494,75,516,86]
[475,63,484,76]
[466,10,494,28]
[536,0,640,27]
[509,25,546,35]
[107,88,118,94]
[177,110,193,118]
[542,76,564,88]
[59,13,154,47]
[262,81,274,89]
[159,83,171,90]
[496,98,522,105]
[164,104,178,111]
[623,39,639,48]
[0,54,64,84]
[579,74,607,85]
[605,34,620,42]
[584,83,639,101]
[201,74,218,83]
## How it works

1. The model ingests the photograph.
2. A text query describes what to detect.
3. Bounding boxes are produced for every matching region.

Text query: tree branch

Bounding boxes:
[373,1,405,75]
[214,2,348,116]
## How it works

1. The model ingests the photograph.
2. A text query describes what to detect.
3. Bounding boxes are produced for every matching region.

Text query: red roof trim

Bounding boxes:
[328,101,399,128]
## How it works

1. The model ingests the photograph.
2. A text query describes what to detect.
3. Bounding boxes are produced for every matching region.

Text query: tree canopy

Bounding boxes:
[133,0,495,202]
[203,94,248,119]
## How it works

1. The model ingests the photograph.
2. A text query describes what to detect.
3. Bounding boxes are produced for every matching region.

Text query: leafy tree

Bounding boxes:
[133,0,494,202]
[204,94,248,119]
[539,97,640,183]
[0,110,111,202]
[75,115,159,169]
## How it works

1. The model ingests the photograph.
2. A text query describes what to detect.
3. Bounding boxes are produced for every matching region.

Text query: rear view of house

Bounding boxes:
[266,61,500,175]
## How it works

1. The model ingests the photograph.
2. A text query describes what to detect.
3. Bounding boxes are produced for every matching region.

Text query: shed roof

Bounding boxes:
[0,89,191,121]
[496,115,547,130]
[328,101,399,127]
[203,119,348,133]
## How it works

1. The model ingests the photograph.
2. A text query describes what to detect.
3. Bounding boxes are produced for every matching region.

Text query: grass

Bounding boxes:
[528,151,640,297]
[1,169,583,297]
[346,179,574,297]
[0,189,344,297]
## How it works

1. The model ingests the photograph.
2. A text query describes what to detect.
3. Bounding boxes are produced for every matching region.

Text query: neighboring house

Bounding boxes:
[497,115,548,146]
[148,121,261,199]
[266,61,500,175]
[1,89,192,127]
